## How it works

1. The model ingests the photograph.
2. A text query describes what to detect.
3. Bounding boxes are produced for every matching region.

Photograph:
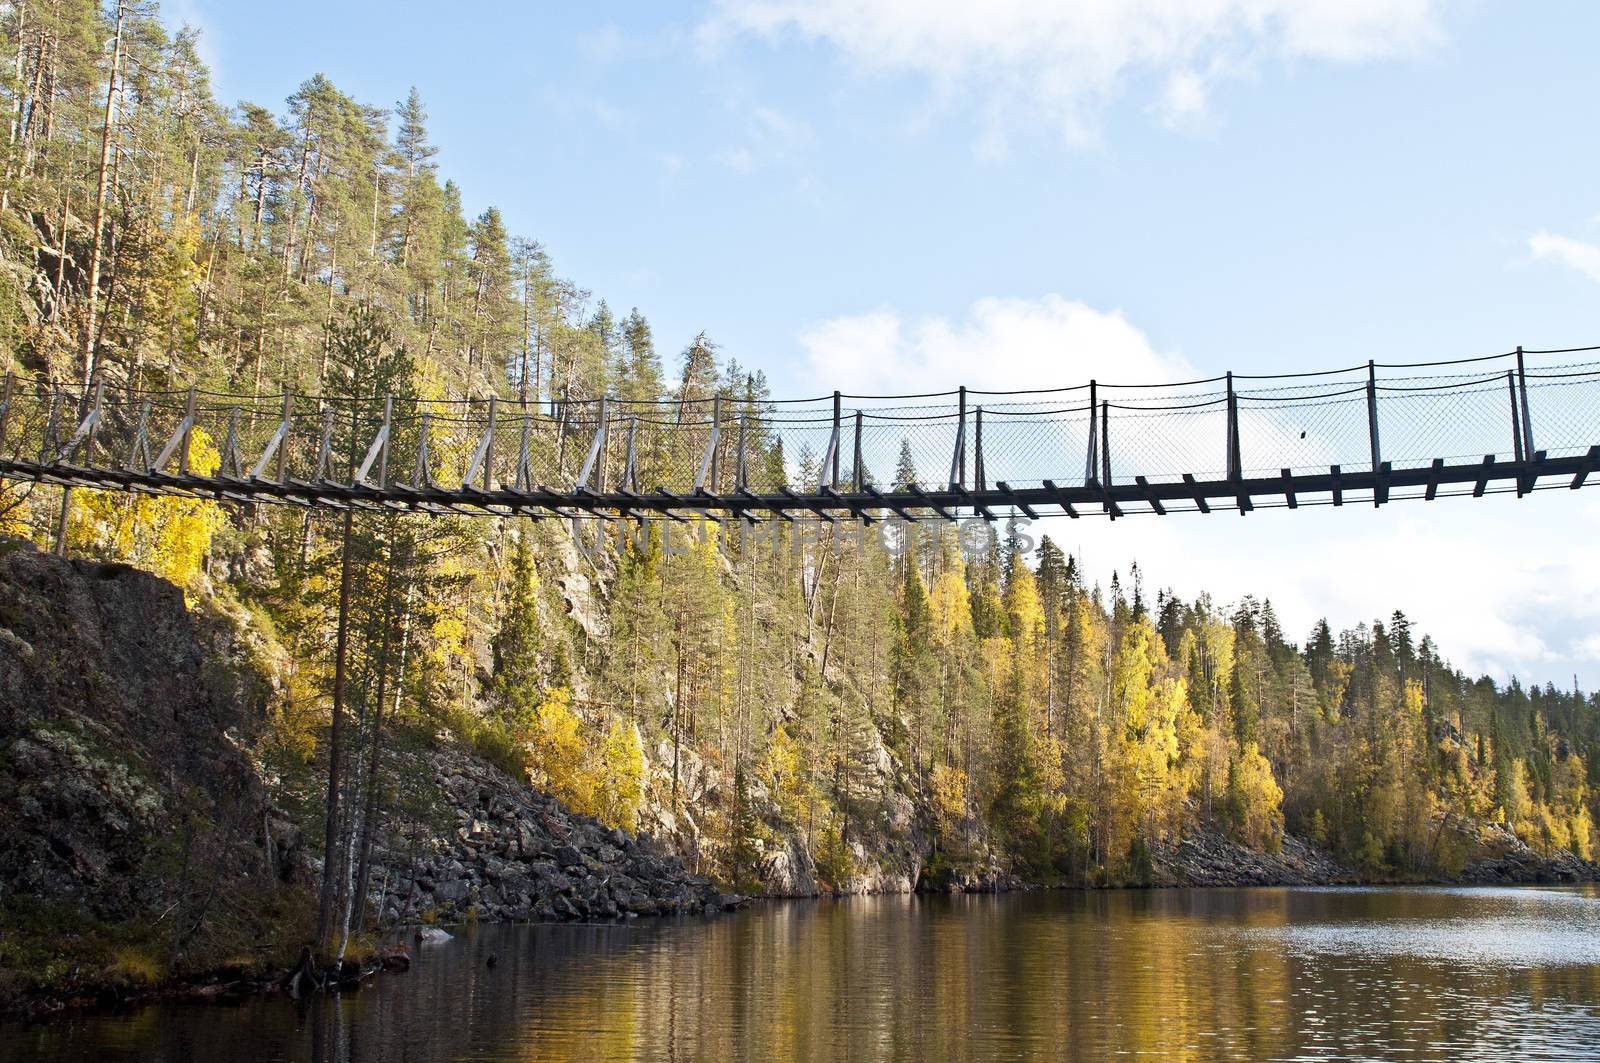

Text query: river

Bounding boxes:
[7,886,1600,1062]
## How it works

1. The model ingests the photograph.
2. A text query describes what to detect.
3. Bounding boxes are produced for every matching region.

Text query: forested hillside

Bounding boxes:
[0,0,1596,919]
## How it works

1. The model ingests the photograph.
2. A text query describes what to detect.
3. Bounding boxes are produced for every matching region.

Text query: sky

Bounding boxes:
[174,0,1600,688]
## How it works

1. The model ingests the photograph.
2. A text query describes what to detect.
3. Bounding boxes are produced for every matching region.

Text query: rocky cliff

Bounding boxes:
[539,527,1600,897]
[0,542,732,1016]
[368,745,733,923]
[1151,819,1600,889]
[1153,830,1354,887]
[0,542,296,1013]
[0,545,284,915]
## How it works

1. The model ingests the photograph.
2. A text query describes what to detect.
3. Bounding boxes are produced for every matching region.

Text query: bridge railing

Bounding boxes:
[3,347,1599,515]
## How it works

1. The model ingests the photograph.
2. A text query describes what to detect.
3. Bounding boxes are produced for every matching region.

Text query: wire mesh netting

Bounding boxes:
[977,409,1093,489]
[1237,384,1370,477]
[1377,375,1521,471]
[1,351,1597,511]
[1522,369,1600,460]
[1107,401,1229,483]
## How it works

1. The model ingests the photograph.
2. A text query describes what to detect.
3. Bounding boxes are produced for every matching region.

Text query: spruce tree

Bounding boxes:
[489,530,543,721]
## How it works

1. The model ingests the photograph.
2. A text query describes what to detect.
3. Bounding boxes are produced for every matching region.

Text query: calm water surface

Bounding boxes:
[7,886,1600,1062]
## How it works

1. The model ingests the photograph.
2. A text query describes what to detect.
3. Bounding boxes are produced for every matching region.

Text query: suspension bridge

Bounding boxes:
[3,345,1599,523]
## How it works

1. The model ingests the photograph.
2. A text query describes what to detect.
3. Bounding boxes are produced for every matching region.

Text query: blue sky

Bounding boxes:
[178,0,1600,687]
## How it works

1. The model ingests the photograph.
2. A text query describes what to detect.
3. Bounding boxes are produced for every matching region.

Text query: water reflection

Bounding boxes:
[6,887,1600,1062]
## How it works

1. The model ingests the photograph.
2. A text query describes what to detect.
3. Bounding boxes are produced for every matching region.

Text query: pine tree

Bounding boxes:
[678,331,719,409]
[621,307,662,401]
[394,87,437,177]
[465,206,515,375]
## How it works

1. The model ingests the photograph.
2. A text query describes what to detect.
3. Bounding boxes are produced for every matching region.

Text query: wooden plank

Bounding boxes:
[1524,449,1547,493]
[1040,479,1081,518]
[661,487,725,523]
[905,484,955,521]
[1572,446,1600,489]
[1085,476,1122,519]
[1473,454,1494,497]
[823,485,876,524]
[13,446,1600,521]
[863,484,917,522]
[778,485,838,522]
[953,485,995,522]
[1134,475,1166,516]
[995,482,1038,519]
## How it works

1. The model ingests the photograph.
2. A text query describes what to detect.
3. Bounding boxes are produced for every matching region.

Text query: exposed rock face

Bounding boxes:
[1151,821,1600,889]
[633,727,933,899]
[1458,822,1600,885]
[0,544,287,919]
[760,837,821,897]
[370,748,736,923]
[1154,830,1354,887]
[0,538,735,1016]
[920,868,1029,894]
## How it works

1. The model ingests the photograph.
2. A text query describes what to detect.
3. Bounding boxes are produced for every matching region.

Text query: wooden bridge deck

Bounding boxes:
[3,346,1597,522]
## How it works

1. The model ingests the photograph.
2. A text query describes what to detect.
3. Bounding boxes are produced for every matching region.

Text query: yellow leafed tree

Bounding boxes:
[0,482,30,538]
[927,557,973,647]
[1111,618,1199,843]
[1004,560,1045,650]
[525,686,646,832]
[1230,741,1285,851]
[931,762,969,845]
[762,724,814,829]
[596,719,645,832]
[68,428,225,599]
[526,686,595,813]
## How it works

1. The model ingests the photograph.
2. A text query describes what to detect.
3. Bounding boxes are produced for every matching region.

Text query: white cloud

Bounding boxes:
[718,147,757,173]
[702,0,1447,145]
[798,295,1189,394]
[579,23,625,63]
[1157,69,1212,131]
[1529,231,1600,285]
[799,295,1316,483]
[718,104,814,173]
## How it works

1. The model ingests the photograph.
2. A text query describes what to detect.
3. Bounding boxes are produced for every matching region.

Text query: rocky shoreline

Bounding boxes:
[1151,821,1600,889]
[377,745,1600,908]
[25,839,1594,1023]
[1,732,746,1024]
[368,747,742,924]
[1153,830,1356,887]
